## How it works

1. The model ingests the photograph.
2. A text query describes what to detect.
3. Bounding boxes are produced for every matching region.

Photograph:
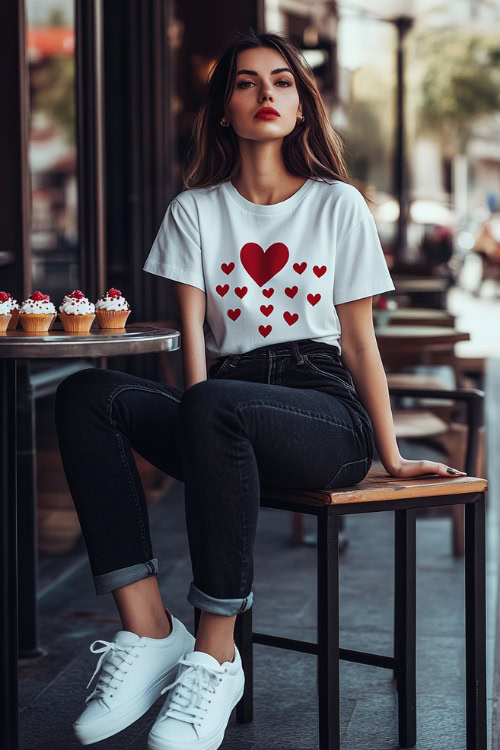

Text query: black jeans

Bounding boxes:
[54,338,374,616]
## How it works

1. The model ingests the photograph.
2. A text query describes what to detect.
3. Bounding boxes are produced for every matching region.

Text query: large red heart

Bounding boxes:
[240,243,289,287]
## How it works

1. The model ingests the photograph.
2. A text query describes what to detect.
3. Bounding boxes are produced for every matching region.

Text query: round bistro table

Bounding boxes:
[0,324,180,750]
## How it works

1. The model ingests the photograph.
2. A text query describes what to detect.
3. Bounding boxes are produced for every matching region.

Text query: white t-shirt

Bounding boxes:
[143,178,395,359]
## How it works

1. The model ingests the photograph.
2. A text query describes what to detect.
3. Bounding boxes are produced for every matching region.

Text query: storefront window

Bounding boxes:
[25,0,78,300]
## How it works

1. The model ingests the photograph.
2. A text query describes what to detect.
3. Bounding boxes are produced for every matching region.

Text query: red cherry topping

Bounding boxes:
[69,289,85,299]
[107,288,121,298]
[0,291,10,302]
[31,291,50,301]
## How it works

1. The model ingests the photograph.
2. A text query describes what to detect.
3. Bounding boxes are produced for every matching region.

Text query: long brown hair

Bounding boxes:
[182,28,354,191]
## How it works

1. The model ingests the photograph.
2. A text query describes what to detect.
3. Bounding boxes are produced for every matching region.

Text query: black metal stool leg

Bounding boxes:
[464,497,487,750]
[317,508,340,750]
[17,362,44,659]
[394,509,417,748]
[1,359,18,750]
[235,608,253,723]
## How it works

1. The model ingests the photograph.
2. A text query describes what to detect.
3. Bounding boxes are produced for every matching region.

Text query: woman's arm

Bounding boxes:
[175,282,208,389]
[336,296,466,478]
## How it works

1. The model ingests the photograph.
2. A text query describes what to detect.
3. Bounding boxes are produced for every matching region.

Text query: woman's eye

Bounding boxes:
[237,79,292,88]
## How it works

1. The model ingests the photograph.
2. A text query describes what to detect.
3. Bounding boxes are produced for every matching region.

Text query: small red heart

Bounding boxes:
[221,262,235,275]
[260,304,273,317]
[285,286,298,299]
[258,324,272,338]
[307,293,321,306]
[235,287,248,299]
[283,311,298,326]
[293,262,307,275]
[313,265,327,278]
[216,284,229,297]
[227,308,241,321]
[262,288,274,298]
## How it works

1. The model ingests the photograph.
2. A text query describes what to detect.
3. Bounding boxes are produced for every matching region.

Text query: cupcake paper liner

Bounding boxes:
[95,309,130,329]
[7,309,19,330]
[59,311,95,333]
[0,314,12,332]
[20,313,56,332]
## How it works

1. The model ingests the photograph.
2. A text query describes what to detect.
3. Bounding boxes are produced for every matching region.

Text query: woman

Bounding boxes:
[55,28,465,750]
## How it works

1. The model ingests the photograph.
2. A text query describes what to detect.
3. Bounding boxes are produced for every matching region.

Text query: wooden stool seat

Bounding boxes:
[386,373,449,390]
[260,469,487,506]
[195,469,489,749]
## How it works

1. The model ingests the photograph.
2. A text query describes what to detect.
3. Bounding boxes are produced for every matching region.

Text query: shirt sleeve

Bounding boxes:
[143,198,206,292]
[332,209,395,305]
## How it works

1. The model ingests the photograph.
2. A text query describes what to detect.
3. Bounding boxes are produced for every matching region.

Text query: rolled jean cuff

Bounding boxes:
[93,557,159,596]
[187,581,253,615]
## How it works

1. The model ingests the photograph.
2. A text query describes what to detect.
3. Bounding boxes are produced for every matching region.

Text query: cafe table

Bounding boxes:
[386,308,456,327]
[0,323,180,750]
[392,276,450,309]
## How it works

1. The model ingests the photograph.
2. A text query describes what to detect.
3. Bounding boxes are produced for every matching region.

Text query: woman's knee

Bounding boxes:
[179,378,234,417]
[55,367,126,412]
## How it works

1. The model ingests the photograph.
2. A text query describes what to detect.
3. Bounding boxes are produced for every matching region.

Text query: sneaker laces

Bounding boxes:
[157,658,226,728]
[85,639,145,707]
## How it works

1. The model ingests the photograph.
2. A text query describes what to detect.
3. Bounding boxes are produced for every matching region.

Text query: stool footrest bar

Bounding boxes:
[252,632,396,671]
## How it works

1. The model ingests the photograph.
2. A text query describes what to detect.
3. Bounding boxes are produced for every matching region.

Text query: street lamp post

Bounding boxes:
[390,15,414,262]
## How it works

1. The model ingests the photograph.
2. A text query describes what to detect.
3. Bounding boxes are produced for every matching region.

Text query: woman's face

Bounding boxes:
[225,47,302,142]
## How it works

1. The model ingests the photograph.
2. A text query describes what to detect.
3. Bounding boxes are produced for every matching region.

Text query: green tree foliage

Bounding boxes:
[30,56,75,144]
[411,29,500,153]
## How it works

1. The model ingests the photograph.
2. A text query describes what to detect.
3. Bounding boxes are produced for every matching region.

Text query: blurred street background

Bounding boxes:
[2,1,500,748]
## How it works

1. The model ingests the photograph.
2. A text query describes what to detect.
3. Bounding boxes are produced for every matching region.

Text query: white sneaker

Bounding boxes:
[73,611,196,745]
[147,645,245,750]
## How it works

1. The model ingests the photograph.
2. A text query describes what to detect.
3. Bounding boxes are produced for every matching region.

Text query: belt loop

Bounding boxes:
[290,340,305,365]
[229,354,242,367]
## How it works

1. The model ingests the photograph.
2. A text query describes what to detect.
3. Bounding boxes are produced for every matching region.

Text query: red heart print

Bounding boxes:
[235,286,248,299]
[313,265,327,278]
[260,304,273,317]
[293,262,307,275]
[216,284,229,297]
[227,309,241,321]
[262,288,274,298]
[283,311,298,326]
[285,286,298,299]
[307,293,321,306]
[221,262,235,275]
[240,242,289,286]
[258,324,272,338]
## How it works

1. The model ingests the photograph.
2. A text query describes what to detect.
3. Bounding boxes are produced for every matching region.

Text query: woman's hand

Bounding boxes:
[386,457,467,479]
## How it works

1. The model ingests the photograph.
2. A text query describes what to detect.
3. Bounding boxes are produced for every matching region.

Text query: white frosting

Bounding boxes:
[59,295,95,315]
[0,301,14,315]
[96,295,129,311]
[0,297,18,314]
[20,299,56,314]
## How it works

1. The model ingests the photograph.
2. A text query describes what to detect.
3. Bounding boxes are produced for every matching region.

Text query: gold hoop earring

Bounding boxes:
[297,114,305,123]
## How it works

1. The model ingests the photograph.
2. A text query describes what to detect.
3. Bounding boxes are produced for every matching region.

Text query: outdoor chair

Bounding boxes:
[194,449,488,749]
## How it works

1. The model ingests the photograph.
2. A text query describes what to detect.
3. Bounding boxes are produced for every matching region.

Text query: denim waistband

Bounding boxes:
[227,339,340,367]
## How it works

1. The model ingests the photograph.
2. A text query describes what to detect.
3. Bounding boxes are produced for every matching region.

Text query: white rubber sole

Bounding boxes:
[74,633,196,745]
[147,674,245,750]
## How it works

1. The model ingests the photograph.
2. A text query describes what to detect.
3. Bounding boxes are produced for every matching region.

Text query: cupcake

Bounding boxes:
[0,291,15,331]
[59,289,96,333]
[19,291,57,332]
[95,288,131,328]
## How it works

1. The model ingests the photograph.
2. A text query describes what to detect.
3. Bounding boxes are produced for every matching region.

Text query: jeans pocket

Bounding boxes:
[303,354,355,391]
[208,356,235,378]
[324,456,372,490]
